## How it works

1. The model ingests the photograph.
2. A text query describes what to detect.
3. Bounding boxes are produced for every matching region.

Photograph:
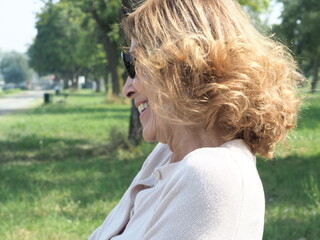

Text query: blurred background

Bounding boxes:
[0,0,319,239]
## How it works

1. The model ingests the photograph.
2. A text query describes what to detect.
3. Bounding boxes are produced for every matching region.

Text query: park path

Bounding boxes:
[0,90,48,116]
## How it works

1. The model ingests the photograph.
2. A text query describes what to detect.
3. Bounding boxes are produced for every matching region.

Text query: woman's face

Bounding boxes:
[122,39,168,142]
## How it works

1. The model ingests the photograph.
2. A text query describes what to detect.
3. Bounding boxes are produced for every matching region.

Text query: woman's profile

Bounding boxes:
[89,0,304,239]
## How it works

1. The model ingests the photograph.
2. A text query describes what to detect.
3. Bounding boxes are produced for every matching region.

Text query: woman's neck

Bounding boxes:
[166,126,225,163]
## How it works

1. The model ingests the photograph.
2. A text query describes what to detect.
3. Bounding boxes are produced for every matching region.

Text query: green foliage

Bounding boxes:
[74,18,108,82]
[273,0,320,91]
[29,0,121,92]
[238,0,270,12]
[28,1,84,77]
[0,52,32,84]
[68,0,121,36]
[275,0,320,54]
[64,0,122,94]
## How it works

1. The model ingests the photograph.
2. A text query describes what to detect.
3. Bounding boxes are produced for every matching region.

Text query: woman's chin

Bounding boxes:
[142,127,158,142]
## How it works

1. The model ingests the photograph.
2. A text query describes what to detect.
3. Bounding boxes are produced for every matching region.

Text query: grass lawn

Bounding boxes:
[258,90,320,240]
[0,88,23,97]
[0,89,319,239]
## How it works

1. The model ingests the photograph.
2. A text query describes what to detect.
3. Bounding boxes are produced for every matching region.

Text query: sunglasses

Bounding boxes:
[121,51,135,79]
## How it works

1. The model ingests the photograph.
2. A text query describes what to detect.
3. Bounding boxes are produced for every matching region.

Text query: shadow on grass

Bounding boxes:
[0,109,25,116]
[0,141,149,207]
[297,96,320,130]
[13,105,130,116]
[263,214,320,240]
[0,136,118,163]
[258,153,320,208]
[257,153,320,240]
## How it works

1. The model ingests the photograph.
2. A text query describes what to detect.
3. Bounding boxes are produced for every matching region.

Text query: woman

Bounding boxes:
[89,0,304,239]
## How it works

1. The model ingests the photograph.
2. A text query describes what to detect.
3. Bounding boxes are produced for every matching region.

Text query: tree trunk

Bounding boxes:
[72,74,79,89]
[102,37,119,95]
[104,71,109,94]
[89,8,120,96]
[94,78,100,92]
[121,0,143,144]
[311,58,319,93]
[128,99,143,144]
[63,79,68,89]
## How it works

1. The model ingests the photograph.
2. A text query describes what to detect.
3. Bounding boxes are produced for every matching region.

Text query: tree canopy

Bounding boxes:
[29,1,85,85]
[29,0,269,94]
[64,0,122,94]
[29,0,120,92]
[239,0,269,12]
[274,0,320,92]
[0,52,32,84]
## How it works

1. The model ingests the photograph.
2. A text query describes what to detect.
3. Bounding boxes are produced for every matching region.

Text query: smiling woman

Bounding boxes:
[89,0,305,239]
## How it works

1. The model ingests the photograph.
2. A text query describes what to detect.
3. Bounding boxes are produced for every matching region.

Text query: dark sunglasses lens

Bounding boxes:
[122,52,135,78]
[125,62,135,79]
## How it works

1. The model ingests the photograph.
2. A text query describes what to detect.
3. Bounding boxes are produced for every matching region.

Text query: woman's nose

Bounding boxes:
[122,77,136,98]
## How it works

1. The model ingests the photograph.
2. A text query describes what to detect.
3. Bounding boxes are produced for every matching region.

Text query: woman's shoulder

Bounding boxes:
[170,140,258,192]
[153,141,251,217]
[183,139,254,172]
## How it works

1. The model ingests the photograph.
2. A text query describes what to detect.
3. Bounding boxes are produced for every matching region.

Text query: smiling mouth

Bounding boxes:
[138,102,148,114]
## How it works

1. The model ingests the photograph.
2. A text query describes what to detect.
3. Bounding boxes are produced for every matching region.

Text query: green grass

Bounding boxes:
[0,89,319,239]
[0,90,156,239]
[257,90,320,240]
[0,88,23,97]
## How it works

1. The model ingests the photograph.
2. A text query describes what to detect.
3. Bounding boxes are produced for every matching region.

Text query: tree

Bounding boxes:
[29,1,111,90]
[63,0,122,95]
[73,17,109,92]
[121,0,142,144]
[29,1,87,87]
[274,0,320,92]
[239,0,269,11]
[0,52,32,85]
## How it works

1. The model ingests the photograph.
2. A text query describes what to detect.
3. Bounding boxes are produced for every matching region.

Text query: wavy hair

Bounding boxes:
[121,0,305,158]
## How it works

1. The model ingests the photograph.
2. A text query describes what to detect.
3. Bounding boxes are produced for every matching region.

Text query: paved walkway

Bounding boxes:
[0,90,49,116]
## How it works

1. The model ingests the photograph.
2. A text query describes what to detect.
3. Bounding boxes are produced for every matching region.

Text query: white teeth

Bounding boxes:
[138,102,148,114]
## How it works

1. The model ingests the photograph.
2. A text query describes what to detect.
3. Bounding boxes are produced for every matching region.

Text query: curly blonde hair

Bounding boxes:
[121,0,305,158]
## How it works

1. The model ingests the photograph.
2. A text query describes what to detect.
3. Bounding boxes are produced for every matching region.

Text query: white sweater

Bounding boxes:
[89,140,265,240]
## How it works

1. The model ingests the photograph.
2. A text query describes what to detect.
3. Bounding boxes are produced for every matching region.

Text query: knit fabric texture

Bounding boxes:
[88,139,265,240]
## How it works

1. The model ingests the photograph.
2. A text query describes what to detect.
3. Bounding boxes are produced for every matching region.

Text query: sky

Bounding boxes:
[0,0,283,54]
[0,0,44,53]
[264,0,283,25]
